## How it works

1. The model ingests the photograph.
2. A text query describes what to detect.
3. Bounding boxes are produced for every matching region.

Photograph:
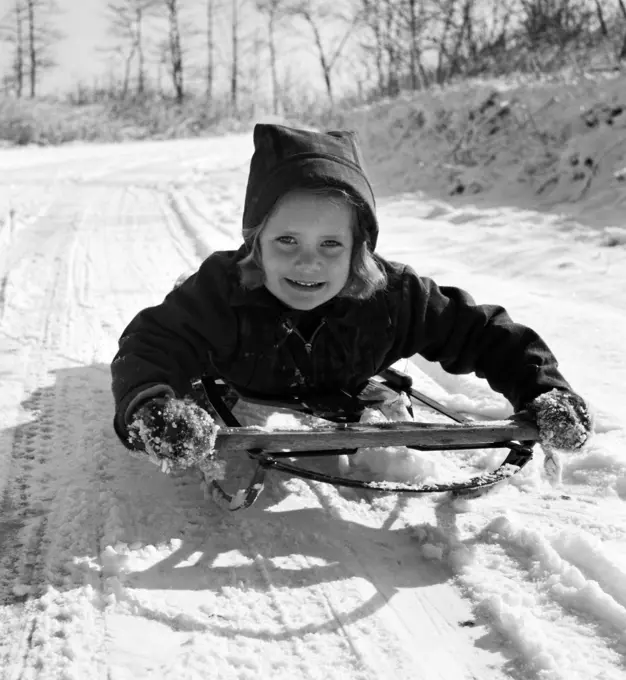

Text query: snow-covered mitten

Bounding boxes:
[128,397,218,473]
[525,389,593,453]
[516,389,592,485]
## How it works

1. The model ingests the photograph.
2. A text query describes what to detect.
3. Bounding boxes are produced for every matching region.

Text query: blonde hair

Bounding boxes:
[238,186,387,300]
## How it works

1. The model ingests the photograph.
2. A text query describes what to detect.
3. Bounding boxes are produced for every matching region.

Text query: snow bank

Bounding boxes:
[334,73,626,229]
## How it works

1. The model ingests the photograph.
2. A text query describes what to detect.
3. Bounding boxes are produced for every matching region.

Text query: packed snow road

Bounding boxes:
[0,135,625,680]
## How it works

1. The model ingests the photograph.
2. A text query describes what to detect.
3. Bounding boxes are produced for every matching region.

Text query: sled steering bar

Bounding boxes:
[214,419,538,455]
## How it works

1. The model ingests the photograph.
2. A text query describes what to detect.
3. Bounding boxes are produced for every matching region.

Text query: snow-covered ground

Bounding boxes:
[0,132,625,680]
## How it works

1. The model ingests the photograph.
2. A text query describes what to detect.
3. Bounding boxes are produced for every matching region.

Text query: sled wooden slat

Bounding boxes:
[214,420,538,454]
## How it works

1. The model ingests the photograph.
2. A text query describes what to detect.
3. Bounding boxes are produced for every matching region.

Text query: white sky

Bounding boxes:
[56,0,109,90]
[0,0,338,97]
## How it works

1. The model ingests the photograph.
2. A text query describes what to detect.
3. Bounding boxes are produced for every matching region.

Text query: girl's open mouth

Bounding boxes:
[285,278,325,290]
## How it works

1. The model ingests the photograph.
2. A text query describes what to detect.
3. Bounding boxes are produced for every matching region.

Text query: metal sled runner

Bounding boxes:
[199,367,538,510]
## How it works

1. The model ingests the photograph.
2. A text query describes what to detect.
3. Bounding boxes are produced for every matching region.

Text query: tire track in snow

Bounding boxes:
[0,182,197,679]
[163,185,240,262]
[0,144,250,679]
[75,182,222,675]
[226,515,378,680]
[416,507,626,680]
[0,189,113,679]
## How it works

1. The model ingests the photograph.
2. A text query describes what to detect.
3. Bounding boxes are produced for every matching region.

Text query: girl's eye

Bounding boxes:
[274,236,344,248]
[276,236,297,245]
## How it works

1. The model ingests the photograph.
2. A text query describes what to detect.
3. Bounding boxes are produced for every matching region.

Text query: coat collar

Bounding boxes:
[229,277,358,326]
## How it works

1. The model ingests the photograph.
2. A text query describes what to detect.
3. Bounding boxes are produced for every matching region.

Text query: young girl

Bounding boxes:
[111,124,592,469]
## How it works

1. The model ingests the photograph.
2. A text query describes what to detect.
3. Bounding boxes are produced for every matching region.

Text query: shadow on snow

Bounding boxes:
[0,361,501,651]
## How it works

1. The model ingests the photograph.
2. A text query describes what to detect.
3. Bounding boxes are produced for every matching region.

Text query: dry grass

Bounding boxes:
[0,95,252,146]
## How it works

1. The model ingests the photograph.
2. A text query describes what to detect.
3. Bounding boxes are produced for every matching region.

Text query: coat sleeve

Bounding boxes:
[396,265,572,411]
[110,254,238,444]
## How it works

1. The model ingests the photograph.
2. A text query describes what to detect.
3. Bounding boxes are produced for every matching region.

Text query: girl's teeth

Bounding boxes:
[291,279,320,287]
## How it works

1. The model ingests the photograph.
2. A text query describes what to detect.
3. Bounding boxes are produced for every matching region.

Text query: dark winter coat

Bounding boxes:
[111,245,571,446]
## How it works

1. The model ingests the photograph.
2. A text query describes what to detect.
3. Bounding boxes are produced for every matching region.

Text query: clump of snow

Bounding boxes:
[100,545,131,577]
[420,542,445,561]
[265,412,310,430]
[345,395,531,491]
[349,405,460,486]
[412,522,474,571]
[559,430,626,494]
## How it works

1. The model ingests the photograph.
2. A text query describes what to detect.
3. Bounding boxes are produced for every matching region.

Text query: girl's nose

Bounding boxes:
[294,247,320,269]
[296,246,317,264]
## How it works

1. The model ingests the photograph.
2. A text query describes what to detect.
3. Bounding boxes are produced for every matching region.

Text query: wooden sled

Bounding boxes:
[197,367,537,510]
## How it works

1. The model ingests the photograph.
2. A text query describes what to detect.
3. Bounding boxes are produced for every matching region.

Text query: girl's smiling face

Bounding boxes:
[259,189,354,310]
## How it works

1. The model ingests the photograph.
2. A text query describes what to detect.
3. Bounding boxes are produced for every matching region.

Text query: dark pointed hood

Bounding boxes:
[242,124,379,250]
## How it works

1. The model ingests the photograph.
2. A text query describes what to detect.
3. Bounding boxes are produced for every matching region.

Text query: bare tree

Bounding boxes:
[518,0,593,48]
[0,0,26,96]
[446,0,474,80]
[426,0,515,83]
[27,0,36,95]
[239,28,266,115]
[163,0,184,102]
[464,0,515,75]
[231,0,238,111]
[287,0,362,105]
[432,0,459,84]
[105,0,159,97]
[206,0,215,99]
[359,0,433,97]
[407,0,422,89]
[618,0,626,60]
[15,0,25,96]
[9,0,64,97]
[378,0,403,96]
[230,0,247,112]
[256,0,288,115]
[359,0,385,95]
[593,0,607,36]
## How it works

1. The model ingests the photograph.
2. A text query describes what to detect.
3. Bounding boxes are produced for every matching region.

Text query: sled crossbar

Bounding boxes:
[214,420,537,455]
[199,370,537,510]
